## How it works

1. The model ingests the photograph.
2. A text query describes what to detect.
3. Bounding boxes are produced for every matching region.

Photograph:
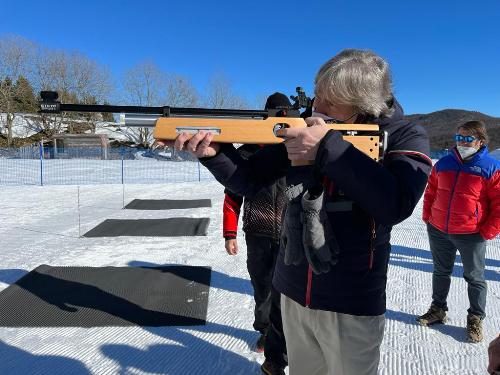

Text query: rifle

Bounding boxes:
[39,88,387,165]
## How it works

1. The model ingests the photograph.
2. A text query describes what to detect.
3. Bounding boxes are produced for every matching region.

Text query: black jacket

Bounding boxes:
[202,100,432,316]
[225,144,287,242]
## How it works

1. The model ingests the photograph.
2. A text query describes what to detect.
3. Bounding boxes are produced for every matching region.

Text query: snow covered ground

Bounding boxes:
[0,179,499,374]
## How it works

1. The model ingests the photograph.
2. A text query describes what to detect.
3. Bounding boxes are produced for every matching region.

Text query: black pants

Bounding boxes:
[245,234,287,367]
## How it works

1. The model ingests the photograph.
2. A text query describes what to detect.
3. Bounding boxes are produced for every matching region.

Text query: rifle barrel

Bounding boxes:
[39,91,302,122]
[41,101,275,118]
[120,114,159,127]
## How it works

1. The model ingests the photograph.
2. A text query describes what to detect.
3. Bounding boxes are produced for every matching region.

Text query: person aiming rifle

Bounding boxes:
[164,48,432,375]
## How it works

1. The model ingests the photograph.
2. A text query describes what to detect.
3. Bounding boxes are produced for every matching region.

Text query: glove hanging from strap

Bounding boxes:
[301,188,339,274]
[281,183,340,274]
[282,184,306,266]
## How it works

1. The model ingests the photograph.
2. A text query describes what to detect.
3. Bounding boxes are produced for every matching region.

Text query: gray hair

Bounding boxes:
[314,49,394,118]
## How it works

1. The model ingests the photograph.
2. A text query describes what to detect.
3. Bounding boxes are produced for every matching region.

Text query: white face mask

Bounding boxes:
[457,145,478,159]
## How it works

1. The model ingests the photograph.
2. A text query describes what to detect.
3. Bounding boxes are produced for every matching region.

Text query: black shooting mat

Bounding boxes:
[0,265,211,327]
[125,199,212,210]
[83,218,210,237]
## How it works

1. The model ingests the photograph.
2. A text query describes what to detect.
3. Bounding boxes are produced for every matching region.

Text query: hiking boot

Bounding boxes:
[416,304,447,326]
[256,334,266,353]
[466,313,483,343]
[261,359,285,375]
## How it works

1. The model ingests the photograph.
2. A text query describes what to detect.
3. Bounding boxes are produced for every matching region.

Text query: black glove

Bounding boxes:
[301,190,339,274]
[282,198,305,266]
[282,184,306,266]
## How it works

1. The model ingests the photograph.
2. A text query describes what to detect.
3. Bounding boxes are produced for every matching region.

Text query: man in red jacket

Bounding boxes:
[223,93,290,375]
[417,120,500,343]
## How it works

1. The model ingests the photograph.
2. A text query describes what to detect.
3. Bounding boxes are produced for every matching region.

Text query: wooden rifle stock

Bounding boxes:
[153,117,383,165]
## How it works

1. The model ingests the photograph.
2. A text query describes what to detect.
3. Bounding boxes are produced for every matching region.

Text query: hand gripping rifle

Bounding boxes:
[39,88,387,166]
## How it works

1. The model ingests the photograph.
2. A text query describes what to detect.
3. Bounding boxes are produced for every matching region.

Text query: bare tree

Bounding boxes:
[165,74,198,107]
[253,93,269,110]
[120,63,201,146]
[32,48,113,135]
[120,62,169,146]
[204,72,247,109]
[0,35,36,146]
[33,49,112,103]
[123,61,166,107]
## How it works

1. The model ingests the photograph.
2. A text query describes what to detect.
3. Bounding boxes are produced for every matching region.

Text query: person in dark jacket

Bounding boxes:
[166,48,432,375]
[417,121,500,343]
[222,93,289,374]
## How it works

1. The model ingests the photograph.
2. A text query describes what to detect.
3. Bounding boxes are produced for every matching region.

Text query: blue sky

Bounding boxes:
[1,0,499,116]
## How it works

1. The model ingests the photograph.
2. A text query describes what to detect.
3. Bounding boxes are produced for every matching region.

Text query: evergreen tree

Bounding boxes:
[13,76,37,113]
[0,77,13,108]
[1,76,13,90]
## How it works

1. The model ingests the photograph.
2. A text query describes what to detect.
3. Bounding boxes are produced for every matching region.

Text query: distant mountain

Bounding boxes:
[405,109,500,151]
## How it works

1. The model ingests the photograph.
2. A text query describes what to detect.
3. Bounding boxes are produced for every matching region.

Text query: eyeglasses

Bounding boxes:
[454,134,476,143]
[313,110,358,124]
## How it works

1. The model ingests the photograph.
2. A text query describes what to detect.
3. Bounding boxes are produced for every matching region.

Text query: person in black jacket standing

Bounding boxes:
[166,49,432,375]
[222,93,290,374]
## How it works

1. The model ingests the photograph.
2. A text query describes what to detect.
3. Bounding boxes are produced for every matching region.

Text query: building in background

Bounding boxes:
[52,134,109,160]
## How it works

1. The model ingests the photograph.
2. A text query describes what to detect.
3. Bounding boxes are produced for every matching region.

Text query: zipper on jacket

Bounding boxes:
[305,265,313,307]
[369,217,376,269]
[445,170,460,232]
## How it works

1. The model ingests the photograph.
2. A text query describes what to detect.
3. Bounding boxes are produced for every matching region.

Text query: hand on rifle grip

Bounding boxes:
[173,131,220,158]
[280,121,329,163]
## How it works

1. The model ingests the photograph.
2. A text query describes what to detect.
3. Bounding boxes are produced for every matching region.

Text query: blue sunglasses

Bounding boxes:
[455,134,476,143]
